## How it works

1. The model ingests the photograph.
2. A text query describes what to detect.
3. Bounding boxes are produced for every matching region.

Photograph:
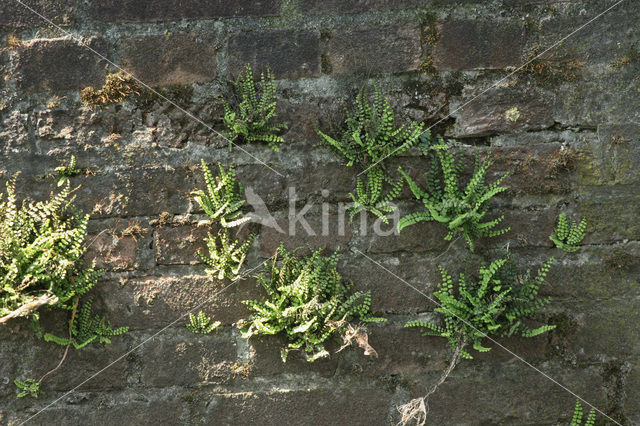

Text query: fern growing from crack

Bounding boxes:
[317,85,423,223]
[192,160,250,229]
[54,155,83,187]
[350,168,403,224]
[223,64,287,151]
[550,214,586,253]
[193,160,255,280]
[0,176,99,322]
[399,255,555,425]
[2,163,128,399]
[43,297,129,349]
[186,311,221,334]
[14,378,42,398]
[238,244,385,362]
[569,400,596,426]
[198,230,254,280]
[398,138,510,251]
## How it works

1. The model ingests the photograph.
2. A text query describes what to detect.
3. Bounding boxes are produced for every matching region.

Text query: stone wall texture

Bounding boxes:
[1,0,639,424]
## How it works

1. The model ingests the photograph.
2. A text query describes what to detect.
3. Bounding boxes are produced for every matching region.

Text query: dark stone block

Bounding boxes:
[120,33,217,86]
[15,38,108,93]
[227,30,321,78]
[87,0,280,22]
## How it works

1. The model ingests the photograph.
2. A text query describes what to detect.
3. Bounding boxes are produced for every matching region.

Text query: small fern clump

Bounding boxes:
[191,160,250,229]
[186,311,221,334]
[550,214,586,253]
[193,160,255,281]
[318,85,423,222]
[569,400,596,426]
[54,155,82,187]
[398,139,510,251]
[238,245,385,362]
[405,256,556,359]
[223,64,287,151]
[198,231,253,280]
[43,298,129,349]
[350,168,404,224]
[14,378,42,398]
[0,177,100,321]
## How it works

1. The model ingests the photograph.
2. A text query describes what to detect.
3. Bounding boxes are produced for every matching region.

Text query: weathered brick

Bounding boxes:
[433,20,525,70]
[85,231,138,271]
[325,25,421,75]
[0,0,74,28]
[424,361,604,424]
[15,37,107,93]
[9,395,186,425]
[260,208,353,257]
[300,0,422,14]
[138,330,237,387]
[339,253,442,312]
[87,0,280,22]
[155,224,209,265]
[368,220,450,254]
[97,275,262,328]
[452,86,554,137]
[227,30,321,79]
[205,387,392,425]
[120,33,217,86]
[248,334,339,377]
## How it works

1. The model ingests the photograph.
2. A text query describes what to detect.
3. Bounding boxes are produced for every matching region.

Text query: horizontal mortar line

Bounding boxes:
[10,0,284,178]
[354,248,623,425]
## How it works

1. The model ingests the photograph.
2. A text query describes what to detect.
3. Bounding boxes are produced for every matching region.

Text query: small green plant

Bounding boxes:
[238,245,385,362]
[223,64,287,151]
[192,160,250,229]
[550,214,587,253]
[398,256,556,425]
[405,256,556,359]
[43,298,129,349]
[54,155,83,186]
[349,168,404,224]
[186,311,221,334]
[1,164,128,399]
[398,139,510,251]
[193,160,255,281]
[198,230,253,280]
[318,85,423,222]
[14,378,42,398]
[569,400,596,426]
[0,177,100,322]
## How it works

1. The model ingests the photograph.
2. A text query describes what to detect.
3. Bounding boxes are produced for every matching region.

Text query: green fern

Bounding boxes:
[192,159,255,280]
[398,138,510,251]
[187,311,221,334]
[550,214,587,253]
[223,64,287,151]
[54,155,83,187]
[0,176,100,320]
[198,230,254,280]
[349,167,404,224]
[44,297,129,349]
[238,244,385,362]
[405,256,556,359]
[192,160,250,229]
[14,378,42,398]
[318,85,423,223]
[569,400,596,426]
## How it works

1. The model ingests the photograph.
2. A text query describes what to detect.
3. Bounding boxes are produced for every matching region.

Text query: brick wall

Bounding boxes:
[1,0,639,424]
